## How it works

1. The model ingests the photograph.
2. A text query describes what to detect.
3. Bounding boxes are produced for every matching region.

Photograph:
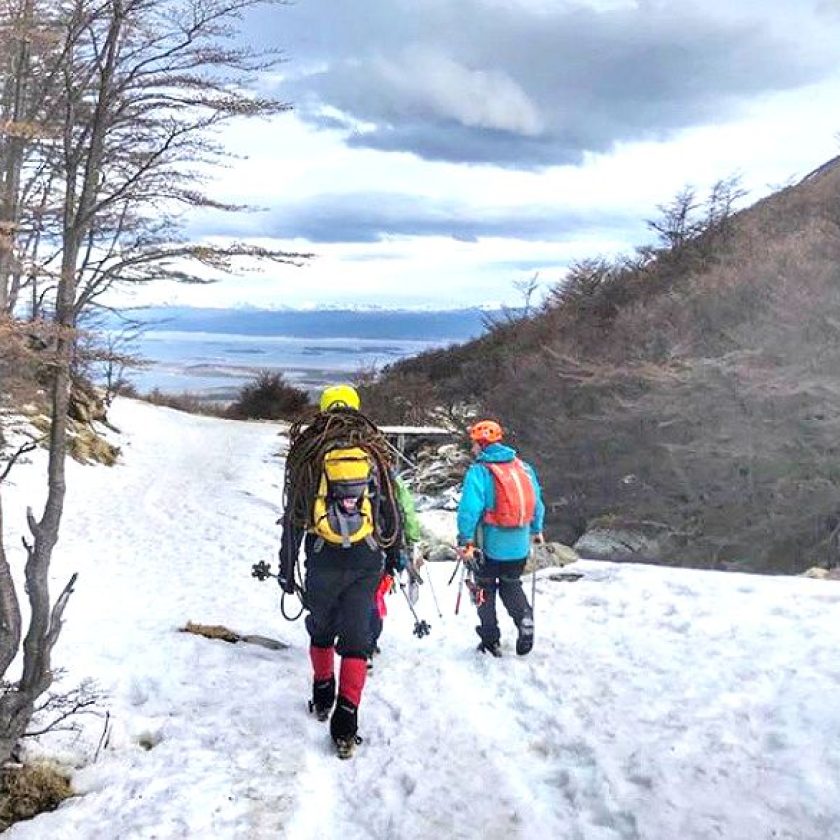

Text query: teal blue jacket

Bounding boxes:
[456,443,545,562]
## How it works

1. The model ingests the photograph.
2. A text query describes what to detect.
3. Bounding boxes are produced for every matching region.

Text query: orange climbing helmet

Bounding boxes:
[469,419,504,446]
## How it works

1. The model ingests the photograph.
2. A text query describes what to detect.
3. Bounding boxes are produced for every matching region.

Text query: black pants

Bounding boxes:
[474,558,531,646]
[368,607,383,651]
[304,542,382,659]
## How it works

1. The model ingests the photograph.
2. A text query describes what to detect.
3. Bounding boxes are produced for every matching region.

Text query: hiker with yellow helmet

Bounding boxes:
[318,384,360,412]
[456,419,545,657]
[278,383,404,758]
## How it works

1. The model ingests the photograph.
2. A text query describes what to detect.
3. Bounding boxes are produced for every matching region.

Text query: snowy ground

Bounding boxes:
[1,399,840,840]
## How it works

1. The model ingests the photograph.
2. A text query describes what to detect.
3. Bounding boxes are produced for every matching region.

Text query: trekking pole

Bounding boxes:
[531,549,537,614]
[454,561,468,615]
[530,536,544,621]
[424,564,443,619]
[399,579,431,638]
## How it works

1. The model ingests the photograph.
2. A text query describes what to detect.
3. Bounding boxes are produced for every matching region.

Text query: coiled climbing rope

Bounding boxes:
[283,407,402,549]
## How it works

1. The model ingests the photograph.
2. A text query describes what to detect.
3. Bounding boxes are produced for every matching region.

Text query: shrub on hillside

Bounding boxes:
[227,371,310,420]
[112,380,139,399]
[140,389,225,417]
[354,368,444,425]
[0,318,49,408]
[0,762,73,831]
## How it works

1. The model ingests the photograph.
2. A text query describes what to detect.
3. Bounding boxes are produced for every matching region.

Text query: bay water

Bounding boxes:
[122,307,489,399]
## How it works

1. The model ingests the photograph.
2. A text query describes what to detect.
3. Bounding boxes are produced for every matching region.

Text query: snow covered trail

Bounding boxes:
[2,399,308,838]
[3,399,840,839]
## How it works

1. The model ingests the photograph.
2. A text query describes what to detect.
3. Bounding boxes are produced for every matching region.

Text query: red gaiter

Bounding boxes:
[310,645,335,681]
[339,657,368,706]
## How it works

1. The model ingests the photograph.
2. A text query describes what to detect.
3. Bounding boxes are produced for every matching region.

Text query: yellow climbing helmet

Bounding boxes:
[319,383,361,412]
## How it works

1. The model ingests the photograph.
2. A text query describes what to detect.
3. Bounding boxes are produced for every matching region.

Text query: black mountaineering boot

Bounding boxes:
[516,616,535,656]
[309,677,336,722]
[366,642,381,672]
[477,640,503,657]
[330,697,362,759]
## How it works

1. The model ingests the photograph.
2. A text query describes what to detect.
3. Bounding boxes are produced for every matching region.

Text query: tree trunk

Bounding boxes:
[0,491,28,761]
[0,0,34,313]
[0,494,22,679]
[0,237,78,764]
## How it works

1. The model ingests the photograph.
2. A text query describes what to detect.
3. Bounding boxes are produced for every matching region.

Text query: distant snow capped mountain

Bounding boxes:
[223,301,510,313]
[115,305,500,341]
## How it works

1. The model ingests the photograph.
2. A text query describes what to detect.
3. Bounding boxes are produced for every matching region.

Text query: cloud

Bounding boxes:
[246,0,840,168]
[372,46,544,136]
[187,191,642,245]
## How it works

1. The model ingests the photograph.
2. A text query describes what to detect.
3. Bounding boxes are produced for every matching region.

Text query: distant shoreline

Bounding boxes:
[125,333,470,400]
[113,307,488,398]
[115,305,496,341]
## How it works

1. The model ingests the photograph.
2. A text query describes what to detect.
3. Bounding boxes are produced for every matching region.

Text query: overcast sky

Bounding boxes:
[131,0,840,310]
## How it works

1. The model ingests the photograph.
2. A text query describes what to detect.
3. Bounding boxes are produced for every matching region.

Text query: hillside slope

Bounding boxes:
[370,160,840,573]
[1,402,839,838]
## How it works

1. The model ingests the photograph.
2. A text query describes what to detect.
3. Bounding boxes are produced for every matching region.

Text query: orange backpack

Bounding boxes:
[483,459,537,528]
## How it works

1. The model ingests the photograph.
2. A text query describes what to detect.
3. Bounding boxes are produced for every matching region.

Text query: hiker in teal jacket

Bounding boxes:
[457,420,545,657]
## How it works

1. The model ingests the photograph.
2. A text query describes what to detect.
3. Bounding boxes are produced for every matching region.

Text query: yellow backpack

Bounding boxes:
[311,447,376,547]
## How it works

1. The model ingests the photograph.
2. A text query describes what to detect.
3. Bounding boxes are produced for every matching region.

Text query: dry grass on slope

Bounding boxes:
[367,160,840,572]
[0,762,73,831]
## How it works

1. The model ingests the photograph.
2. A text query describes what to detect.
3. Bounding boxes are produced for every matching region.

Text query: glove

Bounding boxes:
[375,573,393,618]
[384,549,401,576]
[458,543,484,573]
[456,542,476,563]
[397,549,411,572]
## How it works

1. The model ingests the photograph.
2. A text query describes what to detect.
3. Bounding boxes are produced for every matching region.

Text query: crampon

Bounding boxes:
[335,734,363,760]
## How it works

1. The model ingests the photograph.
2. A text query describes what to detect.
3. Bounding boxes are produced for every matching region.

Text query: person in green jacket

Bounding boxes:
[368,473,422,660]
[395,475,423,548]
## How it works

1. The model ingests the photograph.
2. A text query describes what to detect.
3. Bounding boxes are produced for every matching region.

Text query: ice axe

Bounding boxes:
[454,560,468,615]
[450,544,485,615]
[447,557,462,586]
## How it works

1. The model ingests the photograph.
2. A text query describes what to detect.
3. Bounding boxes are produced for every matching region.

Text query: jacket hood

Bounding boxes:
[476,442,517,463]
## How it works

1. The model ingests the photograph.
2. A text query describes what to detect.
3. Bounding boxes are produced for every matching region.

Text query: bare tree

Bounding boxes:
[642,177,746,267]
[71,312,148,405]
[0,0,36,311]
[0,0,305,764]
[0,0,71,315]
[512,272,540,317]
[646,186,701,252]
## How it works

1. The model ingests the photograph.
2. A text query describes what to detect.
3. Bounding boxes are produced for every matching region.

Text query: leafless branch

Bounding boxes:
[0,439,38,483]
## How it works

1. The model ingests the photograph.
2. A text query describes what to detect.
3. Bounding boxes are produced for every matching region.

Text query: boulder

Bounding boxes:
[409,442,470,495]
[68,427,120,466]
[425,542,459,564]
[69,379,108,425]
[802,566,840,580]
[524,542,579,573]
[573,517,681,564]
[23,381,119,466]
